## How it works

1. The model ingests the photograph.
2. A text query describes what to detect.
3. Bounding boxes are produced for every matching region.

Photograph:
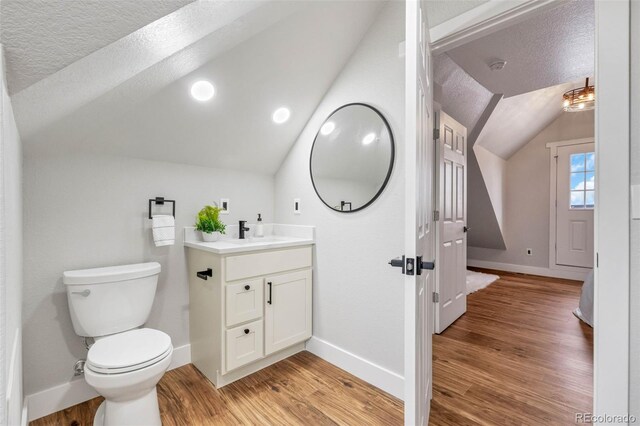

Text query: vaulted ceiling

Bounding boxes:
[6,0,385,175]
[0,0,195,94]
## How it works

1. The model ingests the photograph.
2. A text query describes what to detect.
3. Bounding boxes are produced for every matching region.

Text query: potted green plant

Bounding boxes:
[195,205,226,242]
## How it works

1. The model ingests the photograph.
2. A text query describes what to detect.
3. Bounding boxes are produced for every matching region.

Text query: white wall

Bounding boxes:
[630,0,640,417]
[468,110,594,269]
[22,152,274,398]
[274,2,405,395]
[1,44,24,426]
[473,144,506,234]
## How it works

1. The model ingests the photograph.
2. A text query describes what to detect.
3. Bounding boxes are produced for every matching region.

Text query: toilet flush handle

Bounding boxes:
[72,290,91,297]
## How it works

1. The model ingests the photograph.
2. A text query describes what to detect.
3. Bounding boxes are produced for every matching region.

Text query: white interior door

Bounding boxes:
[555,143,595,268]
[403,1,433,424]
[435,111,467,333]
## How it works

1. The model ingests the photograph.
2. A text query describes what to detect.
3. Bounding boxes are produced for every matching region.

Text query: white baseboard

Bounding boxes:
[27,343,191,422]
[305,336,404,400]
[467,259,589,281]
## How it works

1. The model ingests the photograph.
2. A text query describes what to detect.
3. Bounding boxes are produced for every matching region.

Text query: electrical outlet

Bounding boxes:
[220,198,229,215]
[293,198,301,215]
[526,248,533,256]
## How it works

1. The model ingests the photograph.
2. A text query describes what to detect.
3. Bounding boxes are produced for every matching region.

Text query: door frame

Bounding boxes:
[429,0,631,419]
[547,138,595,279]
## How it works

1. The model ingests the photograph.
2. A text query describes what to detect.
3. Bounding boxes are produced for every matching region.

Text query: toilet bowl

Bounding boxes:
[63,262,171,425]
[85,329,173,426]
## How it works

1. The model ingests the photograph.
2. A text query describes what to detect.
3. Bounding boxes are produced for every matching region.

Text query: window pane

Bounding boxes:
[585,172,595,190]
[586,191,595,208]
[571,191,585,208]
[586,152,595,171]
[571,172,585,190]
[571,153,586,172]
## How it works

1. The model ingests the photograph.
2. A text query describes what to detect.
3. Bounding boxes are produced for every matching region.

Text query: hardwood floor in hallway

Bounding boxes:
[430,268,593,425]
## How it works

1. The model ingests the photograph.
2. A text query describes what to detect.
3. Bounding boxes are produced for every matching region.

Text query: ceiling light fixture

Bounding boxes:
[488,59,507,71]
[190,80,215,102]
[320,121,335,135]
[272,107,291,124]
[562,78,595,112]
[362,132,376,145]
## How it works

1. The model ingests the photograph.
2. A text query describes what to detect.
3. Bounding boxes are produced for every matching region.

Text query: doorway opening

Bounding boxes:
[429,1,596,423]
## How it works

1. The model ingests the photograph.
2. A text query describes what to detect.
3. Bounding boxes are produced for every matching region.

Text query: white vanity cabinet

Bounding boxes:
[186,244,313,388]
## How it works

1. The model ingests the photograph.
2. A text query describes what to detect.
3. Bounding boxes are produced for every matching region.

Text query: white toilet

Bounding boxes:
[63,262,173,426]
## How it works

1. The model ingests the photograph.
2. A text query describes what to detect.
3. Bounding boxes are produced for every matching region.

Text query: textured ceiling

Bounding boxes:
[475,80,581,159]
[425,0,489,28]
[446,0,594,97]
[0,0,195,94]
[19,1,385,176]
[434,53,493,132]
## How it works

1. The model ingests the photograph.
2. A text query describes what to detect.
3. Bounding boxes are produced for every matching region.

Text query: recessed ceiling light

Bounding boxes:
[272,107,290,124]
[362,132,376,145]
[190,80,215,102]
[320,121,335,135]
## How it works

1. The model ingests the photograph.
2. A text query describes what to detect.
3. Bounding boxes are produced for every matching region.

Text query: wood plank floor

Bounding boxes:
[31,351,403,426]
[430,268,593,425]
[32,269,592,426]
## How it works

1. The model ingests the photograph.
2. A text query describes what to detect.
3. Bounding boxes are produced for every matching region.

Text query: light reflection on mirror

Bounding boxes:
[310,103,394,213]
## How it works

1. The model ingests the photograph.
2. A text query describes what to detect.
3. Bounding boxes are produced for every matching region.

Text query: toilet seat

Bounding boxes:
[87,328,172,375]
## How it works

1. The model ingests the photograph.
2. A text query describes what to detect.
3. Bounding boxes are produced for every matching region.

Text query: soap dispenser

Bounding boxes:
[255,214,264,238]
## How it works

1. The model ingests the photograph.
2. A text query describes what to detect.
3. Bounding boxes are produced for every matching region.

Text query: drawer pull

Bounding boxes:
[267,281,272,305]
[244,285,251,290]
[244,329,250,335]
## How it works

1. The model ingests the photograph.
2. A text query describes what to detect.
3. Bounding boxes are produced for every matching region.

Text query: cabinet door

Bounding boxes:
[264,269,312,355]
[225,278,263,327]
[225,320,264,372]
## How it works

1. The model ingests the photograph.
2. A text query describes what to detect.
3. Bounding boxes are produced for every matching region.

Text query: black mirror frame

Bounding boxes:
[309,102,395,213]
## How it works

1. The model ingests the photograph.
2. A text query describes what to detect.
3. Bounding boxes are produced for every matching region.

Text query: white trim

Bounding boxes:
[594,0,630,420]
[467,259,589,281]
[547,139,595,274]
[545,137,595,149]
[429,0,566,54]
[305,336,404,400]
[27,343,191,422]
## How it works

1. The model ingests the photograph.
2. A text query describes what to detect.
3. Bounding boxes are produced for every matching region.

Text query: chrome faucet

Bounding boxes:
[239,220,250,239]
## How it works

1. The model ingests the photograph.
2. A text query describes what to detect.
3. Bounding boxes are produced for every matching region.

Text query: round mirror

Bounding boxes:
[310,103,395,213]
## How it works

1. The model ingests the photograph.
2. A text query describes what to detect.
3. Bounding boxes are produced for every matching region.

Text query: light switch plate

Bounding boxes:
[632,185,640,220]
[220,198,230,215]
[293,198,301,215]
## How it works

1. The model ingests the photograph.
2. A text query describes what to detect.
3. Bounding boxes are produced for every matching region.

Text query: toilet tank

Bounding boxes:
[63,262,161,337]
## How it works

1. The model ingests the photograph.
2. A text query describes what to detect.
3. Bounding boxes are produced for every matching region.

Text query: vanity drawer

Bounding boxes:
[225,320,264,372]
[225,278,263,327]
[225,246,312,281]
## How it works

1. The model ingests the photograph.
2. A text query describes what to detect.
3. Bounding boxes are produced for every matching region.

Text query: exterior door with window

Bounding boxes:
[556,142,595,268]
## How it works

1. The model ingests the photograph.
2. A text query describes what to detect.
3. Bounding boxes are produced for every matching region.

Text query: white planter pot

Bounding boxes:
[201,231,221,242]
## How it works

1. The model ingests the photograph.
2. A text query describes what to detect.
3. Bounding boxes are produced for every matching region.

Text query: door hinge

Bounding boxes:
[433,292,439,303]
[596,252,599,267]
[433,210,440,221]
[433,128,440,141]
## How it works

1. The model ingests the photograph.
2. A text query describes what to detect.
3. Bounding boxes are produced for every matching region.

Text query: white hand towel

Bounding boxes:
[152,214,175,247]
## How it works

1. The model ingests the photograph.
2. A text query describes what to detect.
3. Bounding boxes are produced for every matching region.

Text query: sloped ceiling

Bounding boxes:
[475,80,582,159]
[0,0,195,94]
[434,53,493,132]
[446,0,594,97]
[14,1,385,176]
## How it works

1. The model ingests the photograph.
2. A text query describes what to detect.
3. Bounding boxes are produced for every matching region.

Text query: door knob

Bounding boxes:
[197,268,213,280]
[244,285,251,290]
[388,255,406,274]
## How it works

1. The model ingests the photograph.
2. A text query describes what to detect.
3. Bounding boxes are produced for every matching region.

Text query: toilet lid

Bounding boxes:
[87,328,172,374]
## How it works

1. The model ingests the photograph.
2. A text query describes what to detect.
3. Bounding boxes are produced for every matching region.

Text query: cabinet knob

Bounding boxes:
[244,285,250,290]
[244,329,250,335]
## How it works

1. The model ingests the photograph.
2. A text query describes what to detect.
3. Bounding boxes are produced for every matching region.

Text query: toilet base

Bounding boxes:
[93,388,161,426]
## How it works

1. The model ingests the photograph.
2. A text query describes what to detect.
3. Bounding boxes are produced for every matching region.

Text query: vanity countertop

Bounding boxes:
[183,224,315,255]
